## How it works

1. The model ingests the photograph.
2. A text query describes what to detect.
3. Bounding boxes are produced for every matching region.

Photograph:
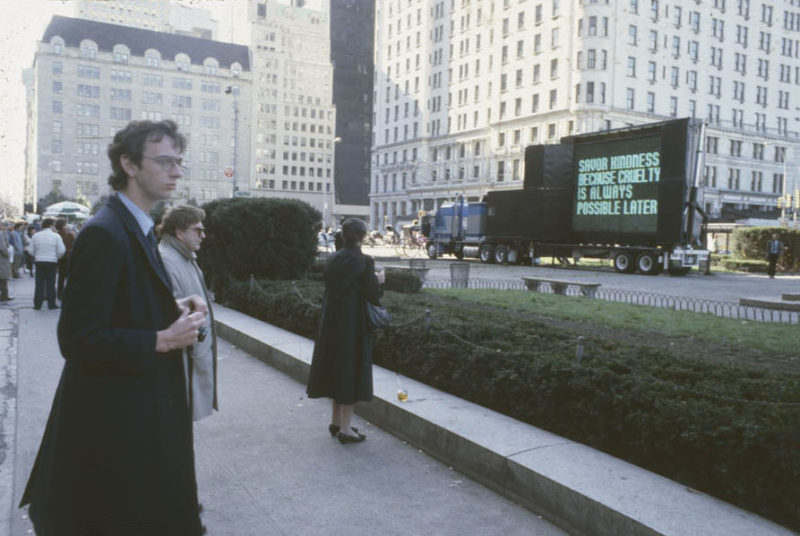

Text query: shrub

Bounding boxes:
[383,269,422,293]
[305,259,326,282]
[719,258,768,272]
[733,226,800,271]
[219,279,800,531]
[198,197,320,290]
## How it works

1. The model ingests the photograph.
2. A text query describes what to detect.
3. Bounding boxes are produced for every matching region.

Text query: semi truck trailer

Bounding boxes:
[422,118,710,275]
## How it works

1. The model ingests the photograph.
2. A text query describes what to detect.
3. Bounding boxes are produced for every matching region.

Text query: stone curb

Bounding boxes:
[214,306,794,536]
[739,297,800,311]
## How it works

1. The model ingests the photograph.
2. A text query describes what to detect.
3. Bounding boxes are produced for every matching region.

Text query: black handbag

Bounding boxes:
[366,301,392,332]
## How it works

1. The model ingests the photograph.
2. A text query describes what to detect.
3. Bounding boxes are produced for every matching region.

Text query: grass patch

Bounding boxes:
[428,288,798,360]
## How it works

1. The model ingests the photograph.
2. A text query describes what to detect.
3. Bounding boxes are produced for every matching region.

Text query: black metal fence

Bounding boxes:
[422,278,799,325]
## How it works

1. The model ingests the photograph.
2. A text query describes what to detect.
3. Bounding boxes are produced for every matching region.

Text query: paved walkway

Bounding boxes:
[2,276,564,536]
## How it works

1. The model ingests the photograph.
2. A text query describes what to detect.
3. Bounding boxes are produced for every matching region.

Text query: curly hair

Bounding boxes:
[107,120,187,191]
[159,205,205,238]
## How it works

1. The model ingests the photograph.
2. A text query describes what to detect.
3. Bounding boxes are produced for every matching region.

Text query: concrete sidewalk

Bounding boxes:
[5,275,563,536]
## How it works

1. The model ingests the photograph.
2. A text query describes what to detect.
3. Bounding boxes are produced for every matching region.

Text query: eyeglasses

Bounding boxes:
[144,156,188,172]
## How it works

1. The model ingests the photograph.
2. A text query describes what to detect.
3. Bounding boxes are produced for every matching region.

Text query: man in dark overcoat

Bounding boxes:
[20,120,208,535]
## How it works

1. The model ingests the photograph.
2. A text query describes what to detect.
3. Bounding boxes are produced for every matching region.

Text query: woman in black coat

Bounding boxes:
[307,218,384,443]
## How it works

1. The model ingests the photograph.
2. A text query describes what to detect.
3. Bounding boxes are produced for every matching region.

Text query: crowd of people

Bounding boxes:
[0,218,78,307]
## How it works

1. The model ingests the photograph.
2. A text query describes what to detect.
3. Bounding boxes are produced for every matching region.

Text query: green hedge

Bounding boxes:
[733,226,800,271]
[383,269,422,293]
[198,197,320,292]
[719,258,769,273]
[219,279,800,531]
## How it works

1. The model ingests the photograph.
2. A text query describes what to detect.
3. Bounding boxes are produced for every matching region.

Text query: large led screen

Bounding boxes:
[572,135,662,234]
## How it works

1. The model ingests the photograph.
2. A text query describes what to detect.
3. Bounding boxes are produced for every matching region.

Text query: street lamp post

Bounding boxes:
[326,136,342,228]
[225,86,239,197]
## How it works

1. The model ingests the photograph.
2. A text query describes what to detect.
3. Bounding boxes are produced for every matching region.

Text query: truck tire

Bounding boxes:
[426,243,438,259]
[636,253,659,275]
[479,244,495,263]
[613,252,636,273]
[493,245,509,264]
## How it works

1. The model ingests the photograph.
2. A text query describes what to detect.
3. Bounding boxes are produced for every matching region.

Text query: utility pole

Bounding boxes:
[225,86,239,196]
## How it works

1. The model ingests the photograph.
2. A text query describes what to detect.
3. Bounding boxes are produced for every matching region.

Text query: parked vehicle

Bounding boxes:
[422,118,710,275]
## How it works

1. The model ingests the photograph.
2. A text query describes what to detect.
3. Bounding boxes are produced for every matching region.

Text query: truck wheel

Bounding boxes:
[479,244,495,263]
[426,243,438,259]
[636,253,659,275]
[493,245,509,264]
[613,252,636,273]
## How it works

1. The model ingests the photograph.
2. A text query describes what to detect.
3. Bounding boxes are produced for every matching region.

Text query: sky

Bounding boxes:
[0,0,235,216]
[0,0,73,214]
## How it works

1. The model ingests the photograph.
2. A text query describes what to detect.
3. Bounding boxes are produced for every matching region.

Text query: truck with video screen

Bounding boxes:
[422,118,710,275]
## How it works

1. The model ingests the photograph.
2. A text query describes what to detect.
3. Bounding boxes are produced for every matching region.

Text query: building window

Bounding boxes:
[80,44,97,59]
[626,88,635,109]
[627,57,636,77]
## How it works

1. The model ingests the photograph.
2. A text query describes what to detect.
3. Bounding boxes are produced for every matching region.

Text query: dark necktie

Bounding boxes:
[146,229,158,252]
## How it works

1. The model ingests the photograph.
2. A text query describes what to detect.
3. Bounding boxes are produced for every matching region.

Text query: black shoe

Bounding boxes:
[33,306,41,310]
[329,424,362,437]
[338,431,366,444]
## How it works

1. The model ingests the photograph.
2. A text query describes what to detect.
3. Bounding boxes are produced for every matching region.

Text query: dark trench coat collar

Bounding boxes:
[106,194,173,294]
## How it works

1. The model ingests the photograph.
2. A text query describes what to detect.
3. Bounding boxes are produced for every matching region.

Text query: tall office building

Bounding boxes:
[74,0,218,39]
[243,1,338,225]
[370,0,800,227]
[330,0,375,221]
[26,15,251,208]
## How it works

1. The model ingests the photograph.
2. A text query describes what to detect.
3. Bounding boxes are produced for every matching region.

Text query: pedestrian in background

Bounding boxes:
[54,218,76,301]
[29,218,64,310]
[158,204,218,421]
[10,222,24,278]
[20,119,207,535]
[306,218,385,444]
[0,222,12,302]
[765,233,785,279]
[23,226,35,276]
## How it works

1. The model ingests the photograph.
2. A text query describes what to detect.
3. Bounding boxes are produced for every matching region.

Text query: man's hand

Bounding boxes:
[177,295,208,314]
[155,306,206,353]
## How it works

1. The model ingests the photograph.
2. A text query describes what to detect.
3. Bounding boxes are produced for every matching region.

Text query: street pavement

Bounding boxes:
[360,245,800,303]
[1,275,565,536]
